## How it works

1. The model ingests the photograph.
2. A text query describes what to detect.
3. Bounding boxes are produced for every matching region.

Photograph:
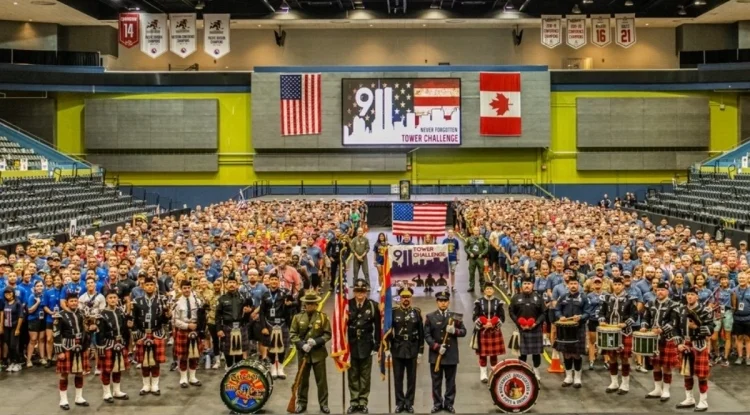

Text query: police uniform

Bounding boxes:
[96,305,130,402]
[597,277,639,395]
[290,291,332,414]
[347,279,381,414]
[424,291,467,413]
[387,288,424,413]
[464,235,488,291]
[350,235,370,280]
[326,236,349,291]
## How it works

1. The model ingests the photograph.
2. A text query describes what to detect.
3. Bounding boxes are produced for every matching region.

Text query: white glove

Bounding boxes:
[301,344,312,353]
[417,353,423,364]
[446,325,455,335]
[439,345,447,355]
[306,338,316,347]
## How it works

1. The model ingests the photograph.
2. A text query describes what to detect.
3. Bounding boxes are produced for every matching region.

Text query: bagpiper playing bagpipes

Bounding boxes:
[675,287,713,412]
[54,292,97,410]
[131,276,172,396]
[96,291,131,403]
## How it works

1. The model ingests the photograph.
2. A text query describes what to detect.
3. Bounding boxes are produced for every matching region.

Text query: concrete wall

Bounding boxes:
[0,98,56,145]
[58,26,118,56]
[0,21,57,50]
[109,27,678,70]
[676,23,738,52]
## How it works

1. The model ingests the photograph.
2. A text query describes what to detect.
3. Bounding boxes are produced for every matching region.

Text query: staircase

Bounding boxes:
[0,118,89,173]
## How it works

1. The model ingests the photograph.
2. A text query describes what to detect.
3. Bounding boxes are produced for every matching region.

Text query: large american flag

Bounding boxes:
[331,273,350,372]
[392,203,447,237]
[280,73,321,136]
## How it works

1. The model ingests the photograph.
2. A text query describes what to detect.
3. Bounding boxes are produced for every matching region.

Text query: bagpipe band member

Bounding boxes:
[675,287,713,412]
[554,278,591,389]
[97,291,131,403]
[598,276,639,395]
[54,292,96,410]
[216,277,254,369]
[173,280,204,388]
[260,272,296,379]
[132,276,170,396]
[641,281,682,402]
[509,275,546,380]
[470,281,505,383]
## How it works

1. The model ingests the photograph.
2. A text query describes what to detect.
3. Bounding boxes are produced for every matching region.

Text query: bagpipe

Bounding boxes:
[680,307,702,377]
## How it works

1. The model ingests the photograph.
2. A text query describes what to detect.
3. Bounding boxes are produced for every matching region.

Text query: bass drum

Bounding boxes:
[488,359,540,414]
[219,359,274,414]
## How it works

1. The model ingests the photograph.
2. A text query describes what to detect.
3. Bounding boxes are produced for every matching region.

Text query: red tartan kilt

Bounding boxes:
[605,334,633,360]
[56,349,91,374]
[651,340,679,370]
[683,343,710,379]
[476,329,506,357]
[135,335,167,364]
[98,347,131,373]
[174,329,203,359]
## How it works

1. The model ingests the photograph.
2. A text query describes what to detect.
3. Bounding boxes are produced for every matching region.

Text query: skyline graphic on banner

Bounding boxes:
[342,78,461,146]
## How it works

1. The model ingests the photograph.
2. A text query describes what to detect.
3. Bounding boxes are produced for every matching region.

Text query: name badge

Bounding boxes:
[232,322,240,329]
[270,308,276,317]
[146,313,152,321]
[740,303,745,312]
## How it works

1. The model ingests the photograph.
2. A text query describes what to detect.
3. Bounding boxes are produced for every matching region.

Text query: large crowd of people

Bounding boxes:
[1,195,749,413]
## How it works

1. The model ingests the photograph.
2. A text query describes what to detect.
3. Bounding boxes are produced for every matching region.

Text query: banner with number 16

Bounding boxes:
[590,15,611,48]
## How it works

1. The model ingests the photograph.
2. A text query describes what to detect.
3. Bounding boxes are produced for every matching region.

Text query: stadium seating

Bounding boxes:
[0,175,157,246]
[640,170,750,228]
[0,135,48,170]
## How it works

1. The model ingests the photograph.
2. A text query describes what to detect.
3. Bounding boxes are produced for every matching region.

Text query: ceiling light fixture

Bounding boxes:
[677,5,687,15]
[693,0,706,5]
[279,0,290,12]
[13,1,18,4]
[624,0,633,6]
[572,3,581,13]
[582,0,593,4]
[195,1,205,10]
[504,1,515,11]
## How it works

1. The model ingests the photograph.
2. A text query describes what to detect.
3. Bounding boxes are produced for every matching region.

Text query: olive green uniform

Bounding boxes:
[290,310,332,409]
[350,235,370,280]
[464,235,488,290]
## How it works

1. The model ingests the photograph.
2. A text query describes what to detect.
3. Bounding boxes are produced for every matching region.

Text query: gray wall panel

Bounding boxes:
[253,153,407,172]
[87,154,217,172]
[0,98,56,145]
[577,151,708,171]
[576,98,709,149]
[741,95,750,142]
[84,99,218,150]
[252,71,550,153]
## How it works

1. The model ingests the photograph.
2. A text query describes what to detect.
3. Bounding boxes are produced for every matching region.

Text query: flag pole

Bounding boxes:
[339,248,347,415]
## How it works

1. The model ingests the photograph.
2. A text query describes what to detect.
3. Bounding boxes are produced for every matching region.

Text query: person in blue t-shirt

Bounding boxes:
[303,238,323,291]
[62,270,86,311]
[25,280,47,368]
[713,274,734,366]
[442,230,460,291]
[43,273,64,367]
[2,288,25,372]
[4,272,28,305]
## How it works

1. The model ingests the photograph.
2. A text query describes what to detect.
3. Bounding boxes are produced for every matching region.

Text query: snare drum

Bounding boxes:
[219,359,274,414]
[632,331,658,357]
[488,359,540,414]
[596,324,622,351]
[555,320,579,344]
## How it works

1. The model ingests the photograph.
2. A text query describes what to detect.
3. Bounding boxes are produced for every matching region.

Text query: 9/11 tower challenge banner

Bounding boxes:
[342,78,461,146]
[388,244,451,296]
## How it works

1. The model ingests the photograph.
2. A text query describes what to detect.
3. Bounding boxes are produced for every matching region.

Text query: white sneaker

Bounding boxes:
[695,392,708,412]
[660,382,671,401]
[277,365,287,380]
[573,370,582,388]
[618,376,630,394]
[676,390,695,408]
[212,359,220,370]
[646,381,663,398]
[270,363,278,379]
[167,338,174,346]
[479,366,488,383]
[95,369,101,376]
[606,375,619,393]
[26,361,33,368]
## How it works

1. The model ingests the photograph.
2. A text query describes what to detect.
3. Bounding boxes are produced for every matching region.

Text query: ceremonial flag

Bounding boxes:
[378,253,393,380]
[331,272,350,372]
[479,72,522,136]
[280,73,322,136]
[392,203,447,237]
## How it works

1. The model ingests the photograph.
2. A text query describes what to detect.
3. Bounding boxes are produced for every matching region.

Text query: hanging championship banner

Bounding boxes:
[540,16,562,49]
[118,12,140,48]
[615,15,636,48]
[140,13,168,58]
[388,244,451,296]
[591,15,612,47]
[566,18,587,49]
[169,13,197,58]
[203,14,230,59]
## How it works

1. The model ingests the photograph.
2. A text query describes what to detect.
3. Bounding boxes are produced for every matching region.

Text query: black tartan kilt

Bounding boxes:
[221,325,251,355]
[519,327,544,356]
[553,326,587,356]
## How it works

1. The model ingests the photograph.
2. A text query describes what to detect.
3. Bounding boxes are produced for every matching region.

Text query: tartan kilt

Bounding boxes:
[98,346,130,373]
[135,335,167,364]
[475,328,506,357]
[56,349,91,374]
[554,326,587,356]
[174,329,204,359]
[221,325,250,355]
[519,327,544,356]
[651,339,679,371]
[261,324,290,349]
[682,342,710,379]
[604,334,633,360]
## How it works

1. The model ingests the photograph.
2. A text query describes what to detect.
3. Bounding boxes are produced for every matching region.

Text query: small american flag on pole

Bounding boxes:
[280,73,322,136]
[392,203,447,237]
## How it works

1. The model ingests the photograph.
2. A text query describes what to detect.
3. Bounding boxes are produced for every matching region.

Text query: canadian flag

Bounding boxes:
[479,72,522,136]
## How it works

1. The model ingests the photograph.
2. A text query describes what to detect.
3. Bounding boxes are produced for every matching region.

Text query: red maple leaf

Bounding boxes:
[490,93,511,116]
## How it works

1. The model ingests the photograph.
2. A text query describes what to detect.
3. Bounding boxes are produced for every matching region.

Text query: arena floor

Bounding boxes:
[2,228,750,415]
